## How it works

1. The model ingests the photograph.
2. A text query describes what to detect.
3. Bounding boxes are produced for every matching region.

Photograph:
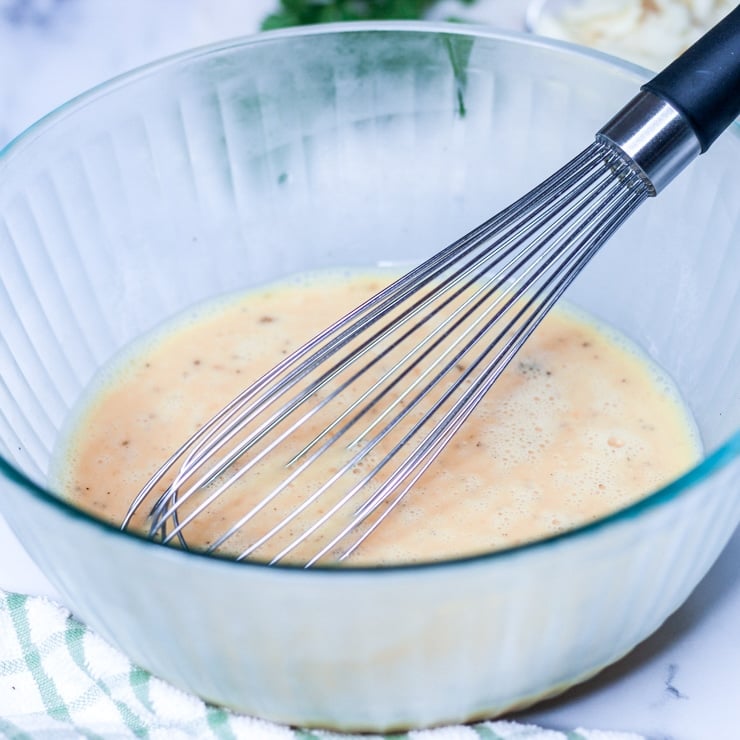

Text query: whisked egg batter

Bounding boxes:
[53,270,701,565]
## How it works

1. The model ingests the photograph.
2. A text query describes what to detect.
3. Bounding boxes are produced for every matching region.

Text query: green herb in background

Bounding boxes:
[262,0,477,30]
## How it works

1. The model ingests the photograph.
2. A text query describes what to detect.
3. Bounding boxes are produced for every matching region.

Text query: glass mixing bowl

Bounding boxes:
[0,22,738,732]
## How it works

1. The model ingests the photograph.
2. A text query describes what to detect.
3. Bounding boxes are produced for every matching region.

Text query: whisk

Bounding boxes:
[123,8,740,566]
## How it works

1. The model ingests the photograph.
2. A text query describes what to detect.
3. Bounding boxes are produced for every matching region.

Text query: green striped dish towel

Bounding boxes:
[0,590,644,739]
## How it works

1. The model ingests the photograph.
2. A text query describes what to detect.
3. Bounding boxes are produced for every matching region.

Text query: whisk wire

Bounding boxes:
[145,144,613,539]
[166,144,625,550]
[291,147,649,563]
[354,164,649,522]
[157,142,610,504]
[326,159,650,564]
[129,140,651,565]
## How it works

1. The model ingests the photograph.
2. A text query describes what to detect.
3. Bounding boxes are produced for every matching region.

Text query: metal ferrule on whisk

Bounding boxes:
[597,90,702,196]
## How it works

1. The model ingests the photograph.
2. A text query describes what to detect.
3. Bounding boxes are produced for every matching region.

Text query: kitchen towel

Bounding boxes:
[0,590,644,740]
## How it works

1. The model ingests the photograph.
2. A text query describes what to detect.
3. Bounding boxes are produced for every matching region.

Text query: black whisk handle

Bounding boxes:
[642,5,740,153]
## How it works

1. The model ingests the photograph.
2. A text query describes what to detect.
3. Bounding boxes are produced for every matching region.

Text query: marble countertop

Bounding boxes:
[1,2,738,738]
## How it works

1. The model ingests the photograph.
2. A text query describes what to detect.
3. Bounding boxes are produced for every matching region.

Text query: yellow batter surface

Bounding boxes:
[54,271,700,566]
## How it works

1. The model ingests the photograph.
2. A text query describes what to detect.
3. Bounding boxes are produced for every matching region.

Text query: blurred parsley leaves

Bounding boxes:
[262,0,478,30]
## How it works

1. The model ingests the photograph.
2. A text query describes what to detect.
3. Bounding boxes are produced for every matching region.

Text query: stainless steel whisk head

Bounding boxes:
[122,8,740,566]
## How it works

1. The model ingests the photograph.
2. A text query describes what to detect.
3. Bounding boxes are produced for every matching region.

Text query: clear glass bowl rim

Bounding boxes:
[1,20,738,574]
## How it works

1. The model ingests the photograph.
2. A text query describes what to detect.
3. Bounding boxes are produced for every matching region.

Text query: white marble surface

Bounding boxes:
[0,2,738,738]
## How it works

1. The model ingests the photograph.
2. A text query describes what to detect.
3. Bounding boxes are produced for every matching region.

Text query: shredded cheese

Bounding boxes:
[532,0,736,70]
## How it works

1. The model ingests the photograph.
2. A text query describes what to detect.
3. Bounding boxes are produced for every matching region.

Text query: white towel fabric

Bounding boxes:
[0,590,644,739]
